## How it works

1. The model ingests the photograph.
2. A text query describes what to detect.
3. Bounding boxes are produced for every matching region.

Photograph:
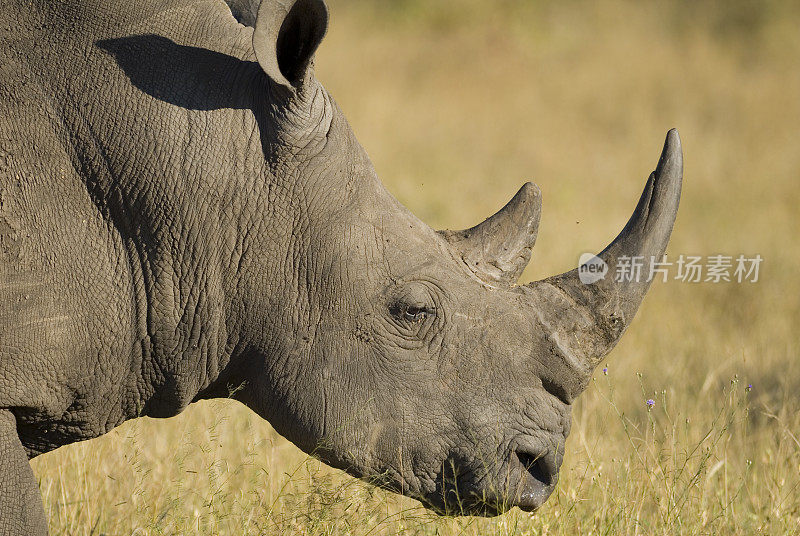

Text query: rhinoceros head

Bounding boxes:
[231,0,682,515]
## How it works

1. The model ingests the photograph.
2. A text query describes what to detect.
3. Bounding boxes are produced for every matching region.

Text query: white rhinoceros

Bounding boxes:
[0,0,681,531]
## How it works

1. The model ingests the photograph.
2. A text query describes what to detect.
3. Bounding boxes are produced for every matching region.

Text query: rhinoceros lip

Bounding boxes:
[512,449,560,512]
[420,490,508,517]
[410,446,560,517]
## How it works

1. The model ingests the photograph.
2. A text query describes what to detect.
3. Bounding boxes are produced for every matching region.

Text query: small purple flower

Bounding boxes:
[746,384,753,392]
[645,399,655,410]
[602,367,608,375]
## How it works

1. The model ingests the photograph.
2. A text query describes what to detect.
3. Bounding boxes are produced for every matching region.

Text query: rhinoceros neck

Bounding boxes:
[2,0,365,452]
[67,105,279,421]
[2,0,325,437]
[74,85,344,423]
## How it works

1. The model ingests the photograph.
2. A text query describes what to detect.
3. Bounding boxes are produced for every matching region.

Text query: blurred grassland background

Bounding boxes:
[32,0,800,534]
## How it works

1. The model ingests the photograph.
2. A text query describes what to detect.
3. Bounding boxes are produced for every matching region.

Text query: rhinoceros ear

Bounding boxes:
[439,182,542,287]
[252,0,329,91]
[227,0,259,26]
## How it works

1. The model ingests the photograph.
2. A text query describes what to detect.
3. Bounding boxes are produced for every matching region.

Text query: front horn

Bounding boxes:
[522,129,683,383]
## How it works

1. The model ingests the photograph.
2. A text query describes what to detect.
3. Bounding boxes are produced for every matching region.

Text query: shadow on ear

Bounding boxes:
[252,0,329,91]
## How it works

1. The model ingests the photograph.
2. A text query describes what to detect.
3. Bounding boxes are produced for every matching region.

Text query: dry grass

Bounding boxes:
[31,1,800,534]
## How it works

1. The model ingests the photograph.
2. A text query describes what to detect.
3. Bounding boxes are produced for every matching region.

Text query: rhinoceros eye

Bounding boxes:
[401,304,434,323]
[388,283,437,330]
[389,301,435,323]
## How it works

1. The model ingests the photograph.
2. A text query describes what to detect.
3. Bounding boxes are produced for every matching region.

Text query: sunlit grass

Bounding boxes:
[34,377,800,534]
[31,1,800,534]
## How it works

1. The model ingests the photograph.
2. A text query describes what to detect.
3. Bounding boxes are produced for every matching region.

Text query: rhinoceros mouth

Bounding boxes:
[415,446,561,517]
[512,449,560,512]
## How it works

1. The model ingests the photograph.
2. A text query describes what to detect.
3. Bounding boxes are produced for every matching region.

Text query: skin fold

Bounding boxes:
[0,0,681,532]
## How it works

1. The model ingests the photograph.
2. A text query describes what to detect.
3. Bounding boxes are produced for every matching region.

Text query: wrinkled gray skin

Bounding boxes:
[0,0,683,532]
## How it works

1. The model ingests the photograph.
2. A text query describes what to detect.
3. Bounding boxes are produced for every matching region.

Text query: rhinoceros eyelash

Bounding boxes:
[389,302,436,324]
[402,305,434,323]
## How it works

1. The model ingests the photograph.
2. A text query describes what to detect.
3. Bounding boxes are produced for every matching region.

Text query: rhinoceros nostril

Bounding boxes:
[516,451,554,486]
